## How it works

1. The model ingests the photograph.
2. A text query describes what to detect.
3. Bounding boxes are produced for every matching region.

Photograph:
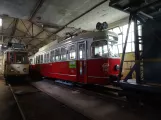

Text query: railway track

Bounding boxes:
[35,79,127,104]
[8,84,26,120]
[8,81,92,120]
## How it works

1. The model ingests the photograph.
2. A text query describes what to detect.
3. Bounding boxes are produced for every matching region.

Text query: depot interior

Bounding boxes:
[0,0,160,99]
[0,1,140,78]
[0,0,161,120]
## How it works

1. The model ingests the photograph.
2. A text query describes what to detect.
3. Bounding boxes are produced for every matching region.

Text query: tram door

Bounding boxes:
[77,41,87,83]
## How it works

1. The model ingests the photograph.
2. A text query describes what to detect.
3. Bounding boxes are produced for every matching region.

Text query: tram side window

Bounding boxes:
[69,45,76,60]
[78,43,85,59]
[34,57,36,64]
[40,55,43,63]
[38,55,40,64]
[8,52,14,63]
[35,57,37,64]
[91,40,108,58]
[47,53,50,63]
[44,54,47,63]
[61,47,67,60]
[50,50,55,62]
[55,49,61,61]
[29,59,33,64]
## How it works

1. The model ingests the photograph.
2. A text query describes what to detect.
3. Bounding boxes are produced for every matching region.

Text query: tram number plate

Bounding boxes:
[69,61,76,68]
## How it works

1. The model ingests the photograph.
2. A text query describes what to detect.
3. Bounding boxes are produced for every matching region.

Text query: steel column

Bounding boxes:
[134,16,141,84]
[118,14,133,82]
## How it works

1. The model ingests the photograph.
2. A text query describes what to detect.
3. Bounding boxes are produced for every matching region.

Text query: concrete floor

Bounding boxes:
[0,80,22,120]
[0,78,90,120]
[33,79,161,120]
[1,77,161,120]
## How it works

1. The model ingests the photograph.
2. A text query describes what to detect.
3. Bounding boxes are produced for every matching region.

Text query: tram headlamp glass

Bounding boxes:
[23,68,27,72]
[10,69,14,72]
[115,65,120,71]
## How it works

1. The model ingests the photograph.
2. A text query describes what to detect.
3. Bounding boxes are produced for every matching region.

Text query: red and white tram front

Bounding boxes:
[86,34,120,84]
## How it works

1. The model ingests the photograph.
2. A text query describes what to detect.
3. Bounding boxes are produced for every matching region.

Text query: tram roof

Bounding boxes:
[37,30,118,54]
[4,49,28,53]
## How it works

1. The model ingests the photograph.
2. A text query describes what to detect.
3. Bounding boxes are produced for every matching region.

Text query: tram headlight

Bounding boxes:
[115,65,120,71]
[23,68,27,72]
[10,69,14,72]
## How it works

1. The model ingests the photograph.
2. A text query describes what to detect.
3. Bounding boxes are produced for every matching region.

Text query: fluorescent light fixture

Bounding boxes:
[0,18,2,26]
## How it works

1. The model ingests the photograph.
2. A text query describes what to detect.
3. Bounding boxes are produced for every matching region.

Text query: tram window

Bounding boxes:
[78,43,85,59]
[55,49,61,61]
[35,57,36,64]
[69,45,76,60]
[29,59,33,64]
[15,52,28,64]
[47,53,49,63]
[91,40,108,58]
[9,52,14,63]
[40,55,43,63]
[50,50,55,62]
[37,56,39,64]
[39,55,41,63]
[35,56,37,64]
[37,55,40,64]
[44,54,46,63]
[108,42,119,57]
[61,47,67,60]
[34,57,36,64]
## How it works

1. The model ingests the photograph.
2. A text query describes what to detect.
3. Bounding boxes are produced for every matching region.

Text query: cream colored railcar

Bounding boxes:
[3,49,29,79]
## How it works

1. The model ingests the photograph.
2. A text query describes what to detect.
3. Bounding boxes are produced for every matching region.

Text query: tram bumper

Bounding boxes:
[109,75,119,82]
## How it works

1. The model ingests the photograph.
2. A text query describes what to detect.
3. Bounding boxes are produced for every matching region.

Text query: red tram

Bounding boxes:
[29,30,120,85]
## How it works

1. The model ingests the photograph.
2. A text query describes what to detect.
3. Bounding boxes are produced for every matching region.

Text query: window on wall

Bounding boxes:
[109,22,142,53]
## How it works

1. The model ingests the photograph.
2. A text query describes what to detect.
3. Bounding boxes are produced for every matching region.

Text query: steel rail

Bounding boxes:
[8,84,26,120]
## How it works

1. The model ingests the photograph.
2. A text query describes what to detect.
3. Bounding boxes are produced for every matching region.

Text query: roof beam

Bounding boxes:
[9,18,18,42]
[26,30,45,45]
[29,0,45,20]
[20,20,32,36]
[16,28,32,37]
[28,0,108,52]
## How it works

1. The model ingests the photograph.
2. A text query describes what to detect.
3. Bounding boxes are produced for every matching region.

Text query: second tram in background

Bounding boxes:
[2,43,29,82]
[29,30,120,85]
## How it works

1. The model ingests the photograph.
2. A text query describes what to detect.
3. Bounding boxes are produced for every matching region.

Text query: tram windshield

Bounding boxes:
[108,35,119,57]
[91,38,119,58]
[91,40,108,58]
[8,52,28,64]
[15,52,28,64]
